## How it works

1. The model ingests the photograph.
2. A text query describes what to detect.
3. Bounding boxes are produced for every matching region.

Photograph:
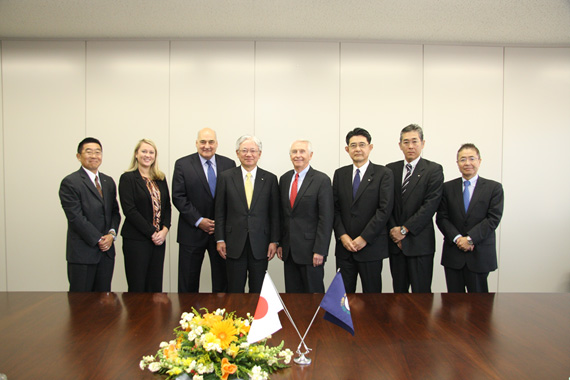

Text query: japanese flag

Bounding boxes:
[247,273,284,344]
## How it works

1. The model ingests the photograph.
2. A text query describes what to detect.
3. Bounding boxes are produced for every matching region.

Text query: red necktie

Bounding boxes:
[290,173,299,208]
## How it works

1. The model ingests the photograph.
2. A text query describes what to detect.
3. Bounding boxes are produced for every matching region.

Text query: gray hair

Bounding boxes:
[290,140,313,154]
[399,124,424,142]
[235,135,263,152]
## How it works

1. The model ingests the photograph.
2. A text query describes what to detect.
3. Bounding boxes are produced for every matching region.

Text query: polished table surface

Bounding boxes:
[0,292,569,379]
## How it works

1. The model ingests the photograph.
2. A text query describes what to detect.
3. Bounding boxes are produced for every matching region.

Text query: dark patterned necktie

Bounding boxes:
[353,169,360,199]
[402,164,412,195]
[95,176,103,198]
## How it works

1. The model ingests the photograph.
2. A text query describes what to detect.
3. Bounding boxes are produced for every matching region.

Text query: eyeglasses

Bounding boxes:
[238,149,260,155]
[458,157,479,163]
[348,142,369,149]
[83,149,102,156]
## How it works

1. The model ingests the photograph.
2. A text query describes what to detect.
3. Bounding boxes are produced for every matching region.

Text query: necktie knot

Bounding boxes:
[464,180,470,187]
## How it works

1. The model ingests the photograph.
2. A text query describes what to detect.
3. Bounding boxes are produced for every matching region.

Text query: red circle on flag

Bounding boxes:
[254,296,268,320]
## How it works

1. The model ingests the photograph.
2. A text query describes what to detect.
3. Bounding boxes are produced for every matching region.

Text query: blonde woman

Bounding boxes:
[119,139,171,292]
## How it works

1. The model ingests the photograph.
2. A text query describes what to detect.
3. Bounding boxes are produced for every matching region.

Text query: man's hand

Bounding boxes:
[217,242,227,259]
[198,218,215,235]
[277,246,283,260]
[390,226,407,243]
[353,236,368,251]
[98,234,114,252]
[313,253,324,267]
[456,237,474,252]
[340,234,357,252]
[267,243,278,261]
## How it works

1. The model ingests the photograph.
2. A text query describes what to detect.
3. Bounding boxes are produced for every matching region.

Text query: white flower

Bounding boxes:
[240,342,250,349]
[249,365,269,380]
[279,349,294,364]
[148,362,162,373]
[159,341,169,348]
[214,308,226,316]
[196,362,214,374]
[192,375,203,380]
[139,360,146,370]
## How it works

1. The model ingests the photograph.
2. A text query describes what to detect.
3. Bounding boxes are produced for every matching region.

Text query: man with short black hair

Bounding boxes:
[59,137,121,292]
[333,128,394,293]
[436,143,504,292]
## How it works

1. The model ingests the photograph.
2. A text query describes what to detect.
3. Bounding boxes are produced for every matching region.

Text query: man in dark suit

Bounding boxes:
[277,140,333,293]
[59,137,121,292]
[436,143,504,293]
[215,135,280,293]
[172,128,236,293]
[333,128,394,293]
[387,124,444,293]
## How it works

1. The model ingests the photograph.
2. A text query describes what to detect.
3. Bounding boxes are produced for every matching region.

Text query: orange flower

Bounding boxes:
[210,319,238,349]
[163,343,178,360]
[202,312,223,327]
[221,357,237,380]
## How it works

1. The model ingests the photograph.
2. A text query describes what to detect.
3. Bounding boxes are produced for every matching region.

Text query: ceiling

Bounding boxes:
[1,0,569,45]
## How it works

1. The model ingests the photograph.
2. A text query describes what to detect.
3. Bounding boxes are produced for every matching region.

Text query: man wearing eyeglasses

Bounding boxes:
[215,135,280,293]
[172,128,236,293]
[59,137,121,292]
[436,144,504,293]
[333,128,394,293]
[387,124,444,293]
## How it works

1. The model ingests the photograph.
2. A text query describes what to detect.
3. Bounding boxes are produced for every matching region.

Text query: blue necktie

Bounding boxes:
[206,160,216,197]
[463,180,471,212]
[353,168,361,199]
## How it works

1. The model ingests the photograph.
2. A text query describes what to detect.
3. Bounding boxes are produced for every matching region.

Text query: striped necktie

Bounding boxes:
[402,164,412,195]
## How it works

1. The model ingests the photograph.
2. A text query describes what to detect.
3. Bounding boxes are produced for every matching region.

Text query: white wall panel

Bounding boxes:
[2,41,86,290]
[424,45,504,292]
[340,43,423,291]
[255,41,340,291]
[502,47,570,292]
[0,43,6,291]
[169,41,255,292]
[86,41,171,291]
[340,43,423,167]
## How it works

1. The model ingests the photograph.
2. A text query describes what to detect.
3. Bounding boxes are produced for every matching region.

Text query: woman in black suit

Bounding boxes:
[119,139,171,292]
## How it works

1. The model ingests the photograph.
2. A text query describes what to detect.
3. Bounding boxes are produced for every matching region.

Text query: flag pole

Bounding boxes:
[266,271,310,354]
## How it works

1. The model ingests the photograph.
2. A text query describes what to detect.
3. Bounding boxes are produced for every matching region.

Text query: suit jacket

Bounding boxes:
[59,167,121,264]
[118,170,171,241]
[436,176,504,272]
[387,158,444,257]
[333,162,394,262]
[172,153,236,247]
[279,167,334,265]
[215,166,280,260]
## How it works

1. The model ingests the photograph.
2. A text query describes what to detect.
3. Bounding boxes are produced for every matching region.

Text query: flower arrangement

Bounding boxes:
[140,308,293,380]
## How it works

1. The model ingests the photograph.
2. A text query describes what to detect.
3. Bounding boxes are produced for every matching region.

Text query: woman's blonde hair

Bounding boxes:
[127,139,165,180]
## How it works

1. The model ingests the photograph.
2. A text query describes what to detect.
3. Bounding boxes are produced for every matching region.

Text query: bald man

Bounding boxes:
[172,128,236,292]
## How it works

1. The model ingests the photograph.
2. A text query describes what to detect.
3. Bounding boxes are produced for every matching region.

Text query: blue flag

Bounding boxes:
[320,272,354,335]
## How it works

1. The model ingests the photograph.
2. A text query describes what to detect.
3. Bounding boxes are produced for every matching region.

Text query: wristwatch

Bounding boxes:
[109,230,117,241]
[466,236,474,245]
[400,227,407,236]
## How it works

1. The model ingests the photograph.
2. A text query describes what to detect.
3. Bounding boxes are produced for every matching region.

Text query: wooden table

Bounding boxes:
[0,292,568,379]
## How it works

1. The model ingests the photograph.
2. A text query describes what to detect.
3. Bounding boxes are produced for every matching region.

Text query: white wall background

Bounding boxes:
[0,40,568,293]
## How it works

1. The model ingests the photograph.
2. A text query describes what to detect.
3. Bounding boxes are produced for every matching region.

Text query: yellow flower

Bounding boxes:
[209,319,238,350]
[202,312,223,327]
[226,343,240,358]
[235,319,251,335]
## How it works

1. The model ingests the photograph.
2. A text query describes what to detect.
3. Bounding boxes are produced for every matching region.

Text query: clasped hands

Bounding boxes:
[340,234,367,252]
[455,236,474,252]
